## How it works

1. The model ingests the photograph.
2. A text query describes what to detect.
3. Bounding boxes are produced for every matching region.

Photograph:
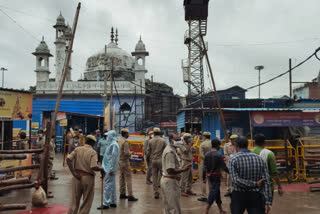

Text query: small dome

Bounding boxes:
[135,37,146,51]
[32,38,52,56]
[56,12,65,26]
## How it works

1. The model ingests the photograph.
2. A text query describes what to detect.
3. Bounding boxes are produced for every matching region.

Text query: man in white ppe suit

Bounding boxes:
[97,130,120,210]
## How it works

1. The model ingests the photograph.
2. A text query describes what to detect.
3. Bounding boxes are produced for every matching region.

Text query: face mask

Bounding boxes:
[187,138,192,143]
[38,134,43,138]
[173,140,182,147]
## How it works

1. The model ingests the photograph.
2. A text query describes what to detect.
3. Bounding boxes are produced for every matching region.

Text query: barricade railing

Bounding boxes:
[257,140,298,182]
[297,138,320,181]
[128,140,146,174]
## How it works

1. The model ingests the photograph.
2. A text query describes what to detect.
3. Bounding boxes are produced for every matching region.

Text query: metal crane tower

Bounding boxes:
[182,0,209,104]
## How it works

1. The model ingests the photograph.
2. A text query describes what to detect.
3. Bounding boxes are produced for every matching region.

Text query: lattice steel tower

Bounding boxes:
[182,0,209,104]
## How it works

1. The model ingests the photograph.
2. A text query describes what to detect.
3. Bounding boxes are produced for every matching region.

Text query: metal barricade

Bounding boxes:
[128,140,146,174]
[297,138,320,181]
[192,138,201,180]
[257,140,298,182]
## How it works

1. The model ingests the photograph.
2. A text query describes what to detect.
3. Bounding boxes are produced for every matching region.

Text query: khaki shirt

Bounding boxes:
[162,144,181,179]
[224,141,235,162]
[118,137,131,161]
[36,138,45,149]
[144,137,151,157]
[148,136,167,161]
[200,139,212,161]
[49,139,55,159]
[179,144,193,167]
[67,144,98,176]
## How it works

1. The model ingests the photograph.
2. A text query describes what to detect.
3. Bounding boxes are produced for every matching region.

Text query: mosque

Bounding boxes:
[31,13,148,135]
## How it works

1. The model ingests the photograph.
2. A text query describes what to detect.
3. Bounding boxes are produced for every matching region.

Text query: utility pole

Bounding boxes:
[103,45,108,130]
[255,65,264,99]
[289,58,292,98]
[0,67,8,88]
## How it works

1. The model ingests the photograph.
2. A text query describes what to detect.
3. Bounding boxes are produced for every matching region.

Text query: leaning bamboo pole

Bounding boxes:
[0,165,40,174]
[41,3,81,194]
[0,177,31,186]
[0,154,27,160]
[0,204,26,211]
[0,149,43,154]
[0,183,34,193]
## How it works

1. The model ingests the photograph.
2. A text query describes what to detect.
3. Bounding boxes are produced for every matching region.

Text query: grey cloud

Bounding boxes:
[0,0,320,99]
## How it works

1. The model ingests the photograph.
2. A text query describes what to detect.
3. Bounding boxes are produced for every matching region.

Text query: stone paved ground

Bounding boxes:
[1,154,320,214]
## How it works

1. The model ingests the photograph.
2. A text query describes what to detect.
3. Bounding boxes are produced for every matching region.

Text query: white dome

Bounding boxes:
[84,42,135,80]
[56,12,65,26]
[135,38,146,51]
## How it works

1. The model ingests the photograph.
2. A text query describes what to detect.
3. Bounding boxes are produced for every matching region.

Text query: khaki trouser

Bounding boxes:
[152,158,162,196]
[180,167,192,192]
[119,160,133,196]
[68,176,95,214]
[161,177,181,214]
[145,157,152,182]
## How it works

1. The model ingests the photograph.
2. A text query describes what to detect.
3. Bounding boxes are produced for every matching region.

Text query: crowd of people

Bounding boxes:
[29,126,284,214]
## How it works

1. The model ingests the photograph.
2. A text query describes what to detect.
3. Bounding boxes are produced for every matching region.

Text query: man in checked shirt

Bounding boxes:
[229,137,272,214]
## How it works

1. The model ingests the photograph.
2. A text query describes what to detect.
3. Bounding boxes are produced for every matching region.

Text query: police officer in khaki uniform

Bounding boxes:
[161,134,191,214]
[198,132,212,202]
[48,135,58,180]
[147,127,167,199]
[67,135,104,214]
[180,133,196,197]
[144,131,153,184]
[118,128,138,201]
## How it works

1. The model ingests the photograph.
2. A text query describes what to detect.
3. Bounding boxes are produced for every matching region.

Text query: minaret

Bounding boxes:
[32,37,53,85]
[132,36,149,73]
[64,24,73,81]
[53,12,67,83]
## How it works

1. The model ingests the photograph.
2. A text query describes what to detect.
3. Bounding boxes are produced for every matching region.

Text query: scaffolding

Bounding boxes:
[182,1,209,104]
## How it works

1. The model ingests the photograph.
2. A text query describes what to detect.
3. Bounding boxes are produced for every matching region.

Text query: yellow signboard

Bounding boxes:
[32,122,39,129]
[59,118,68,126]
[0,90,33,120]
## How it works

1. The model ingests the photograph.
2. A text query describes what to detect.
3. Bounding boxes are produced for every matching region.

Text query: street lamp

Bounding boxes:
[254,65,264,99]
[0,67,8,88]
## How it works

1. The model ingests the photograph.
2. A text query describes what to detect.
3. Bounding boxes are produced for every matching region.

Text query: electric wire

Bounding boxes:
[0,7,40,42]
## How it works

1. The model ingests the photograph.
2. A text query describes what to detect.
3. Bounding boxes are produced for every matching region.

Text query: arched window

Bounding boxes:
[137,58,143,66]
[120,102,131,112]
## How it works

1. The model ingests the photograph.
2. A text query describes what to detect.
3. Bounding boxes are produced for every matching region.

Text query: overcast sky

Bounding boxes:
[0,0,320,98]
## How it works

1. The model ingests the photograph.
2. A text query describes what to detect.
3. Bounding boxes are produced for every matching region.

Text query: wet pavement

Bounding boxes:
[1,154,320,214]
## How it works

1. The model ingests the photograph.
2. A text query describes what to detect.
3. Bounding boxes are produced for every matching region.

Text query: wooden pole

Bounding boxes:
[29,120,32,149]
[0,204,26,211]
[43,3,81,194]
[103,45,108,131]
[289,58,292,98]
[0,154,27,160]
[0,164,39,174]
[110,60,114,130]
[0,149,43,154]
[199,34,228,139]
[0,183,34,193]
[0,177,31,186]
[249,112,253,140]
[41,123,51,194]
[101,177,103,214]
